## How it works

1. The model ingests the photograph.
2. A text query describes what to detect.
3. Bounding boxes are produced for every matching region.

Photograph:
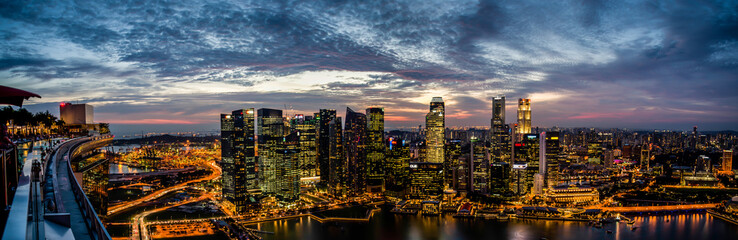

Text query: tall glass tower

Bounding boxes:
[317,109,337,185]
[220,108,258,213]
[517,98,531,135]
[366,107,385,192]
[344,107,367,195]
[426,97,445,163]
[491,96,511,163]
[257,108,285,198]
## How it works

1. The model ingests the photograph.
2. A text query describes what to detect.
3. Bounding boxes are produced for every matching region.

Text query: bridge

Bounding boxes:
[2,136,114,240]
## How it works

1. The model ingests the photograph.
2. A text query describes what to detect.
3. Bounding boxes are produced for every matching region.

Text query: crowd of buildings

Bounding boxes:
[219,96,738,213]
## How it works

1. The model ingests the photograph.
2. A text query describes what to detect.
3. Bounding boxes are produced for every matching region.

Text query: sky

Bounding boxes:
[1,0,737,135]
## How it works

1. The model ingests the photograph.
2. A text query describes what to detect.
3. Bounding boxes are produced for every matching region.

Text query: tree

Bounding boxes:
[99,123,110,134]
[34,111,56,128]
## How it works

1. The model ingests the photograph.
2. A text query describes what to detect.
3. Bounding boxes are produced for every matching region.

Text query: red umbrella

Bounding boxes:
[0,85,42,107]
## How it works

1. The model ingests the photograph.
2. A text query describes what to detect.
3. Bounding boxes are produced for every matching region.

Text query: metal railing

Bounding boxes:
[64,135,113,240]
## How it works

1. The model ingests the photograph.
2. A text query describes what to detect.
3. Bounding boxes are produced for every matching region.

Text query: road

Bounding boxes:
[108,161,221,215]
[130,192,215,240]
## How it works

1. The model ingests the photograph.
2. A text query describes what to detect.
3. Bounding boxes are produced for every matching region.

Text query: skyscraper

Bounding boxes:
[444,139,462,189]
[426,97,445,163]
[291,115,318,177]
[408,162,444,199]
[344,107,367,195]
[640,144,651,170]
[329,117,345,195]
[385,137,410,197]
[491,96,511,163]
[220,109,259,213]
[534,132,547,195]
[221,114,235,203]
[489,162,511,194]
[470,137,489,194]
[543,131,561,187]
[723,149,733,172]
[281,132,301,201]
[317,109,337,185]
[366,107,386,193]
[258,108,298,201]
[517,98,531,135]
[515,134,540,194]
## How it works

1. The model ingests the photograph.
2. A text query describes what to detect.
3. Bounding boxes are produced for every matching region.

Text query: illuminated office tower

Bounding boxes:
[640,144,651,170]
[544,131,561,187]
[426,97,445,163]
[491,96,511,163]
[329,117,345,195]
[291,115,318,177]
[281,132,301,201]
[221,109,258,213]
[408,162,444,199]
[489,162,511,194]
[317,109,337,185]
[723,150,733,172]
[517,98,531,135]
[366,107,386,192]
[444,139,462,189]
[515,134,540,194]
[470,137,489,194]
[257,108,285,197]
[345,107,367,195]
[385,137,410,197]
[533,132,547,195]
[220,114,235,204]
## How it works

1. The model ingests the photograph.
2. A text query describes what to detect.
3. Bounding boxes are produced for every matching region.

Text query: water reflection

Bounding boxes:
[247,208,737,240]
[109,163,151,174]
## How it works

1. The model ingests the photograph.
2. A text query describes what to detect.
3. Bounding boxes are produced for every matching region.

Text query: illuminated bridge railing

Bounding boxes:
[65,135,113,240]
[25,135,113,240]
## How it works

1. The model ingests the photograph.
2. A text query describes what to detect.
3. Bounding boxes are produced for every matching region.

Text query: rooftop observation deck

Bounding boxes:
[2,136,113,240]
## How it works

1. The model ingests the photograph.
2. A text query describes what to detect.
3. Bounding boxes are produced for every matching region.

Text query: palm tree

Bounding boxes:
[34,111,56,134]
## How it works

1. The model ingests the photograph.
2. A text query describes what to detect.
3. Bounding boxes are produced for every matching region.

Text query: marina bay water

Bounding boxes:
[249,207,737,240]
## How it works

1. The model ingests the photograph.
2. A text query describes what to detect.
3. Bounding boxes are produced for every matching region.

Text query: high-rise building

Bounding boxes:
[426,97,445,163]
[344,107,367,195]
[489,162,511,194]
[534,132,547,195]
[408,162,443,199]
[59,102,94,124]
[317,109,337,185]
[366,107,386,193]
[281,132,301,201]
[220,114,235,203]
[490,96,511,164]
[258,108,298,201]
[543,131,561,187]
[516,98,531,135]
[640,144,651,170]
[291,115,318,177]
[470,137,489,194]
[385,137,410,197]
[723,149,733,172]
[444,139,462,189]
[329,117,345,195]
[220,109,259,213]
[515,134,540,194]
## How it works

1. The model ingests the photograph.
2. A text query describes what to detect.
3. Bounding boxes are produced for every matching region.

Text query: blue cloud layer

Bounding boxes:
[1,0,737,131]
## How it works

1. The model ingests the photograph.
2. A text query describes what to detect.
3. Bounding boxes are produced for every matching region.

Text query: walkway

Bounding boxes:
[55,139,91,240]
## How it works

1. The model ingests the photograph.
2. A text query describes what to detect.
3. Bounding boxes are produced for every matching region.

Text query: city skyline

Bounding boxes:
[1,0,737,133]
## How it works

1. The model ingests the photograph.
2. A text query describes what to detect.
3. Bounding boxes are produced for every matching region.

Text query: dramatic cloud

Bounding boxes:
[1,0,737,135]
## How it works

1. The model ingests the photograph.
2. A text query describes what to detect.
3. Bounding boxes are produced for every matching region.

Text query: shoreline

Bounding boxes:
[707,210,738,226]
